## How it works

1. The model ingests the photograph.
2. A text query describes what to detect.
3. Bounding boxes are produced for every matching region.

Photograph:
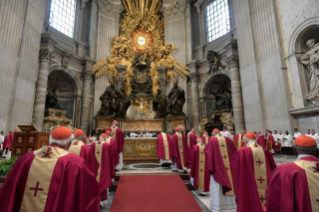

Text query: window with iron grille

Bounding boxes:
[49,0,76,38]
[206,0,230,42]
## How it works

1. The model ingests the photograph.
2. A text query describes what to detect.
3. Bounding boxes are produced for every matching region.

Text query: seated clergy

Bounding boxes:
[68,129,99,177]
[91,136,114,207]
[157,131,172,167]
[0,126,100,211]
[205,129,237,212]
[231,132,276,212]
[170,127,190,172]
[201,131,210,144]
[266,136,319,212]
[190,137,210,195]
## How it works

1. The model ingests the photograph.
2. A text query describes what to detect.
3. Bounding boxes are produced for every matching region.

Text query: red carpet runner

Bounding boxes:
[111,175,203,212]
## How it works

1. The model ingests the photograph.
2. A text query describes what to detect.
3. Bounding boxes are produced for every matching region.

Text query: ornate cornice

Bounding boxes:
[39,49,54,63]
[95,0,124,16]
[226,55,239,68]
[164,0,187,19]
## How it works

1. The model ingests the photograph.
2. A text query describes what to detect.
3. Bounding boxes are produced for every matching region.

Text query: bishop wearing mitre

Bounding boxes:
[266,135,319,212]
[157,131,172,167]
[68,129,99,177]
[190,137,210,195]
[231,132,276,212]
[201,131,209,144]
[107,120,125,170]
[91,135,114,206]
[170,127,190,171]
[0,126,100,211]
[205,129,237,212]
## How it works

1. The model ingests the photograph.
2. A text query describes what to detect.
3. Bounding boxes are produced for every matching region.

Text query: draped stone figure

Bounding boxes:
[295,39,319,102]
[45,88,60,109]
[153,89,168,118]
[168,82,186,116]
[115,87,131,118]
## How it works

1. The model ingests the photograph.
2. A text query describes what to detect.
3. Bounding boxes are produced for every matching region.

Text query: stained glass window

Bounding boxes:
[206,0,230,42]
[49,0,76,38]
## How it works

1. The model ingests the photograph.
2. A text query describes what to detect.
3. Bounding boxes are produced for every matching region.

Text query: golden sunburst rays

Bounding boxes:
[123,0,162,17]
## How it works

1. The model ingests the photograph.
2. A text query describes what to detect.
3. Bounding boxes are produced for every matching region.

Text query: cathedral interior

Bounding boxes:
[0,0,319,137]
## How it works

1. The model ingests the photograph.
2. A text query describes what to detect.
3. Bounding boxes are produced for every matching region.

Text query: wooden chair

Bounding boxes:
[266,140,272,152]
[277,142,282,154]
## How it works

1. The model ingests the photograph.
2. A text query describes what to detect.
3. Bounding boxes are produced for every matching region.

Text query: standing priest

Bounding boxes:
[205,129,237,212]
[266,135,319,212]
[107,120,125,170]
[0,126,100,211]
[187,128,197,149]
[68,129,99,177]
[157,131,171,167]
[170,127,189,172]
[201,131,210,144]
[231,132,276,212]
[190,137,210,195]
[91,136,114,207]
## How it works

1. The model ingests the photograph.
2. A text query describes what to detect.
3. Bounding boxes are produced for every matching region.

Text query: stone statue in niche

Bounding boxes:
[295,39,319,104]
[115,87,132,118]
[207,50,225,73]
[97,80,118,117]
[167,81,186,116]
[214,88,232,110]
[45,88,61,110]
[153,89,169,118]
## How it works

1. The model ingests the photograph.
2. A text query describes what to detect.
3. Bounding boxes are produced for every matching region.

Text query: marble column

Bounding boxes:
[80,68,94,134]
[226,55,245,133]
[33,49,53,130]
[156,66,167,93]
[188,62,200,132]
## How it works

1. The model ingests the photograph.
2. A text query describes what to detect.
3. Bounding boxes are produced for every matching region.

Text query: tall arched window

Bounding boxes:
[206,0,230,42]
[49,0,76,38]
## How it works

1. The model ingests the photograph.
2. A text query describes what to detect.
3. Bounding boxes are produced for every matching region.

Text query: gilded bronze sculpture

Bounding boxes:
[153,89,168,118]
[168,81,186,116]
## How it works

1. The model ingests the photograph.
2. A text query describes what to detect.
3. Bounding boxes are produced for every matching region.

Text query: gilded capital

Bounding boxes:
[39,49,54,63]
[226,55,239,68]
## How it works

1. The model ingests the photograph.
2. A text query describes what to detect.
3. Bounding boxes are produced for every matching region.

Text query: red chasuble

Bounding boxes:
[257,135,266,148]
[190,143,210,192]
[266,156,319,212]
[169,133,190,170]
[231,143,276,212]
[234,133,245,148]
[3,133,14,153]
[0,145,100,212]
[105,137,118,178]
[68,139,99,177]
[187,132,197,149]
[204,135,237,194]
[107,126,125,153]
[157,133,171,160]
[91,141,114,201]
[201,135,209,145]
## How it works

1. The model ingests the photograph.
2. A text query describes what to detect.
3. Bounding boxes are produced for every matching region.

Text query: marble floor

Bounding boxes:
[100,154,298,212]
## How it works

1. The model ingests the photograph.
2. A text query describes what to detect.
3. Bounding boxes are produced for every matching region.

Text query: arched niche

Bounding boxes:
[47,69,79,123]
[202,73,231,119]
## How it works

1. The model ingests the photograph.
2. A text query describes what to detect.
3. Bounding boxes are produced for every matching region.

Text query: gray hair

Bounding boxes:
[294,144,317,155]
[212,132,219,136]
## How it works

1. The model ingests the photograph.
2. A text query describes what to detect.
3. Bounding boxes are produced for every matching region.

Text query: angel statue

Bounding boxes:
[295,39,319,101]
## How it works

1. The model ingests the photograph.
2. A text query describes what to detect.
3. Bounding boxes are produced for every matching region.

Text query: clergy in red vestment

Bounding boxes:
[87,134,94,145]
[107,120,125,170]
[68,129,99,177]
[157,131,172,167]
[201,131,209,145]
[101,131,118,178]
[3,128,19,159]
[190,137,210,195]
[0,126,100,212]
[91,136,114,206]
[264,129,277,153]
[170,127,190,171]
[187,128,197,149]
[234,131,245,149]
[266,135,319,212]
[205,129,237,212]
[231,132,276,212]
[257,134,266,148]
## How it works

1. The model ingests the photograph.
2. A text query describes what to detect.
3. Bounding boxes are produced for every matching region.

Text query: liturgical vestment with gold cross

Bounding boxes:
[266,155,319,212]
[169,132,190,170]
[0,145,100,212]
[231,142,276,212]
